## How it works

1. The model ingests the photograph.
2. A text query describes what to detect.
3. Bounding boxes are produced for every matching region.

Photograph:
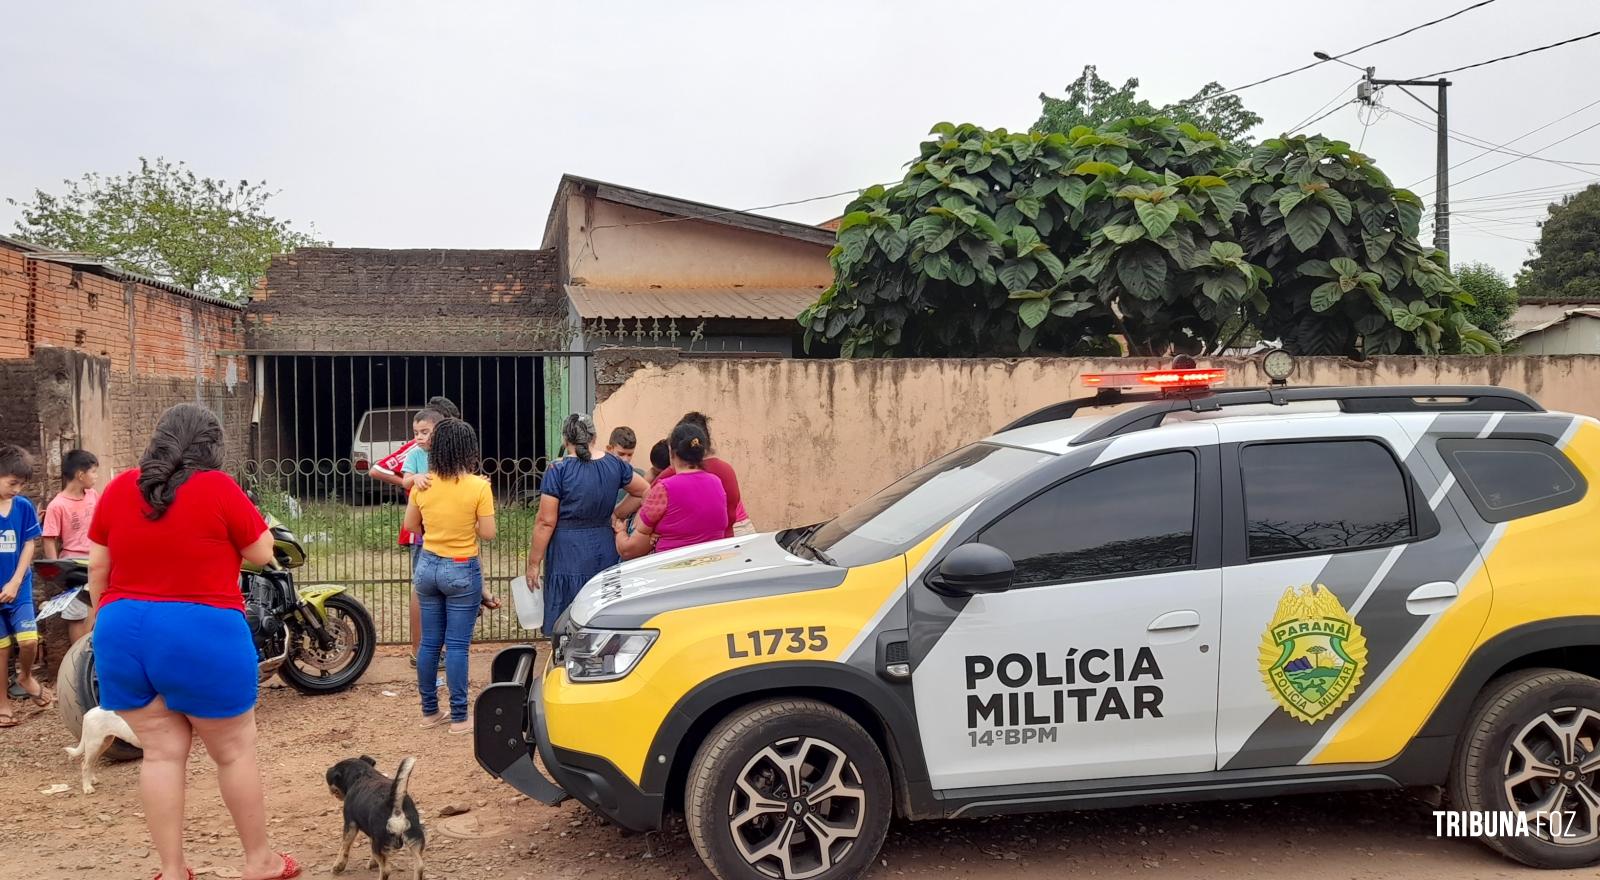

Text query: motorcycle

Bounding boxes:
[49,507,378,759]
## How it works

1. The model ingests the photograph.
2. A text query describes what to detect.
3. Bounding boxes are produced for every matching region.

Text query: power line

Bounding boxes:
[1283,81,1362,134]
[1384,105,1600,186]
[1287,98,1360,136]
[1453,182,1596,202]
[1425,116,1600,198]
[1416,28,1600,79]
[1173,0,1500,108]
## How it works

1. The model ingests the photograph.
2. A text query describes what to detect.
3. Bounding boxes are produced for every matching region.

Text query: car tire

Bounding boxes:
[1449,667,1600,868]
[686,698,892,880]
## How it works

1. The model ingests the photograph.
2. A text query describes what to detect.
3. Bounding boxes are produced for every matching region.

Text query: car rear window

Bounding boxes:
[1241,440,1415,559]
[360,410,418,443]
[1438,438,1586,523]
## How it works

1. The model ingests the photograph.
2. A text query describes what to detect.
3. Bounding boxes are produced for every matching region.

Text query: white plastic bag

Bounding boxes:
[510,575,543,632]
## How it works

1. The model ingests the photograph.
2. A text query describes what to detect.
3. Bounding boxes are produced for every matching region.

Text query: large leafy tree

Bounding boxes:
[1453,261,1518,343]
[1517,184,1600,301]
[802,120,1496,358]
[9,157,325,301]
[1035,66,1263,145]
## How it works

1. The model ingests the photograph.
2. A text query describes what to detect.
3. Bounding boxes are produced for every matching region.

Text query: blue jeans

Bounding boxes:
[414,550,480,722]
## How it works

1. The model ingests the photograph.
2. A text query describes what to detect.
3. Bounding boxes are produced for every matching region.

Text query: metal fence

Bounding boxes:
[240,353,557,644]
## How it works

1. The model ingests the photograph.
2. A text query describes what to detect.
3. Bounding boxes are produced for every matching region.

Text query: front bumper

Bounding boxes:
[473,645,666,832]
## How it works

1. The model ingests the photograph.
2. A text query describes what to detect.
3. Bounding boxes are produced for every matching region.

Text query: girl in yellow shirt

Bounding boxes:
[402,418,496,733]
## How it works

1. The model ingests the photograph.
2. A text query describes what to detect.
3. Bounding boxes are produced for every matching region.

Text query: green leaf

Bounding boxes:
[1018,323,1039,352]
[1134,200,1180,239]
[949,261,977,287]
[1278,188,1310,214]
[883,229,911,262]
[1007,289,1049,300]
[1392,309,1423,332]
[1208,185,1240,219]
[1311,281,1344,312]
[1102,223,1145,244]
[1019,298,1050,328]
[1210,241,1245,262]
[1011,224,1041,252]
[1057,178,1088,209]
[1395,199,1423,237]
[1073,161,1122,177]
[922,251,952,281]
[1317,188,1353,225]
[1181,175,1229,189]
[971,214,1003,242]
[1285,202,1332,251]
[926,162,952,182]
[1117,246,1167,300]
[1201,272,1246,304]
[1036,250,1065,281]
[999,259,1039,292]
[1329,257,1361,278]
[1051,299,1092,317]
[1361,230,1396,262]
[907,215,944,242]
[835,211,872,234]
[1161,226,1202,270]
[1016,196,1043,220]
[946,177,983,200]
[963,154,992,174]
[1298,259,1337,279]
[929,121,956,137]
[995,204,1023,233]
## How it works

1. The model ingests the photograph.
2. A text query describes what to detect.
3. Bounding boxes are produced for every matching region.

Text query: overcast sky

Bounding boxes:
[3,0,1597,280]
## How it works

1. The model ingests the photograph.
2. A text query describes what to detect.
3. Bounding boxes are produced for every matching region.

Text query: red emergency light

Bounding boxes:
[1082,368,1226,390]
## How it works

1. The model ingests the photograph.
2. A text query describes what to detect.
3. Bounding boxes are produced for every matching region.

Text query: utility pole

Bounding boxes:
[1313,53,1452,262]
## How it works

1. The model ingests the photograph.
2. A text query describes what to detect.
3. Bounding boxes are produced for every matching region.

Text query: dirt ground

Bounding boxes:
[0,645,1571,880]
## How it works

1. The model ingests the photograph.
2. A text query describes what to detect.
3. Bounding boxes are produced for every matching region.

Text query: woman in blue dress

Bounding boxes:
[524,414,649,633]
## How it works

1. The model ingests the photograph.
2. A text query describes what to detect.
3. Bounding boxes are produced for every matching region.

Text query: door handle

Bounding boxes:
[1147,610,1201,632]
[1406,581,1460,616]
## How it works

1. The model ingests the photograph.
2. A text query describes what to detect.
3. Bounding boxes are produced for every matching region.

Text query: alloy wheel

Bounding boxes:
[1502,706,1600,844]
[727,736,868,879]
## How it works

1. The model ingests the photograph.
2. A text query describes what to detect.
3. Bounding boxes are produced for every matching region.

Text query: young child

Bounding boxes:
[607,427,646,535]
[0,445,47,726]
[41,449,98,647]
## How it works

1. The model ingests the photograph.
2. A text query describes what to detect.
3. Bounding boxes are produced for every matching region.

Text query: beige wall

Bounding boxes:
[564,197,833,290]
[595,354,1600,530]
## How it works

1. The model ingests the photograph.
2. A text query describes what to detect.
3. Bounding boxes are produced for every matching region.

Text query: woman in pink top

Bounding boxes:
[616,424,729,558]
[651,412,754,537]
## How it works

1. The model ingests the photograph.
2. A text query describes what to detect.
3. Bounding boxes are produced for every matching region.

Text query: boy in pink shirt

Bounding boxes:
[41,449,98,645]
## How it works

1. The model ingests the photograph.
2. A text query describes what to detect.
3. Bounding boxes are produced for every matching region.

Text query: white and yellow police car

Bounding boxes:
[476,359,1600,880]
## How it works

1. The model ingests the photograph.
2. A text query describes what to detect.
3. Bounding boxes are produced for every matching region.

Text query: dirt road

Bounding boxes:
[0,646,1566,879]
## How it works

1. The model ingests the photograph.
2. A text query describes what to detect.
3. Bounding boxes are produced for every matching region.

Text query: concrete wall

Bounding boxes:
[593,351,1600,530]
[562,197,832,290]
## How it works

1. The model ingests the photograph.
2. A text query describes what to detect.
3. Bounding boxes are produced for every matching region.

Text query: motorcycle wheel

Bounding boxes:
[57,637,142,762]
[278,592,377,695]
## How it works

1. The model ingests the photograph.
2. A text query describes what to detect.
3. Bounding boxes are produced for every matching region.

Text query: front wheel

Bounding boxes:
[1449,667,1600,868]
[686,699,892,880]
[278,593,376,695]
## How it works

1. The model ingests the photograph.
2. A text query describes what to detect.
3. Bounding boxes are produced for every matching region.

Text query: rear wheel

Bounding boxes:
[686,699,891,880]
[56,637,141,762]
[1450,668,1600,868]
[278,593,376,695]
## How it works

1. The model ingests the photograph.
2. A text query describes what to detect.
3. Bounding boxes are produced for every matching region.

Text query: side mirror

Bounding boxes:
[927,543,1015,597]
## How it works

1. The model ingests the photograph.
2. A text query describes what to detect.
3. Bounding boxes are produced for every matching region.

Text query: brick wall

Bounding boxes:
[0,240,252,479]
[246,247,567,352]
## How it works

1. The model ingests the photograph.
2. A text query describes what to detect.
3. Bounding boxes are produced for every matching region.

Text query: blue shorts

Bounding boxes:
[93,599,259,719]
[0,596,38,649]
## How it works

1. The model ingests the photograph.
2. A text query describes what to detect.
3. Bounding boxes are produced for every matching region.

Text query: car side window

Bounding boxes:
[1241,440,1414,560]
[978,451,1197,586]
[1438,438,1587,523]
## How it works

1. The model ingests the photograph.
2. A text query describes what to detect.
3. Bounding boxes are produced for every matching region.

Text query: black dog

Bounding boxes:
[325,756,425,880]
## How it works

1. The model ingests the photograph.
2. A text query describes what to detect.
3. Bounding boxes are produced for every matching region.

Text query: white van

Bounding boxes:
[348,406,420,503]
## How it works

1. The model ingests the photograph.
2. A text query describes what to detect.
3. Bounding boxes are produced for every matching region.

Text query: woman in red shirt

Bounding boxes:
[88,404,299,880]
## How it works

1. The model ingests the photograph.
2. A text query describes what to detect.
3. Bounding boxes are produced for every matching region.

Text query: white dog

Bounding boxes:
[64,707,141,794]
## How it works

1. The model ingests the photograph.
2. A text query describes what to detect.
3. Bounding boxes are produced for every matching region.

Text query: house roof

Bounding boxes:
[541,174,838,250]
[1509,306,1600,340]
[1,234,242,311]
[565,285,822,322]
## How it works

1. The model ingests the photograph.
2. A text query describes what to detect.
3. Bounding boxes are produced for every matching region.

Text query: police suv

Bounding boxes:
[477,359,1600,880]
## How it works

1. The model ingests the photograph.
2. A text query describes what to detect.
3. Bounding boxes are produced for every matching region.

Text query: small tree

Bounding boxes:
[1453,262,1518,343]
[9,157,325,302]
[1517,185,1600,301]
[1035,65,1263,144]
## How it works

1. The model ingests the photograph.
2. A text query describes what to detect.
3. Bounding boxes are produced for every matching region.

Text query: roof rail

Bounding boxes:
[999,385,1544,445]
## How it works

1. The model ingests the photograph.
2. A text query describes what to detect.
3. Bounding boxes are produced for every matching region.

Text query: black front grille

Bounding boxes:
[885,641,909,664]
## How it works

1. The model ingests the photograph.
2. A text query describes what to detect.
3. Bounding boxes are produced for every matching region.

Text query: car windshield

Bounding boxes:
[360,410,418,443]
[802,443,1054,568]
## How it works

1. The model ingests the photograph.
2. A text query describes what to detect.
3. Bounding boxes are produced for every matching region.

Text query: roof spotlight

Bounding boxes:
[1261,348,1296,385]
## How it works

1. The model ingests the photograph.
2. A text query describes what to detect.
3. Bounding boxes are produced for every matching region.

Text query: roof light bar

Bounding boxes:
[1082,368,1226,390]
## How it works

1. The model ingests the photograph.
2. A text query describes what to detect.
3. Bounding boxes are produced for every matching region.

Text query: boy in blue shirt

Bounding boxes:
[0,445,46,726]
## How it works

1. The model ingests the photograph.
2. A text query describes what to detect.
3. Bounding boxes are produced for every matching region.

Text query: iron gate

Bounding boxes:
[239,353,571,644]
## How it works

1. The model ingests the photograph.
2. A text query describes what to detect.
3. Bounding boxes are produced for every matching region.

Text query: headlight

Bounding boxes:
[563,628,657,682]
